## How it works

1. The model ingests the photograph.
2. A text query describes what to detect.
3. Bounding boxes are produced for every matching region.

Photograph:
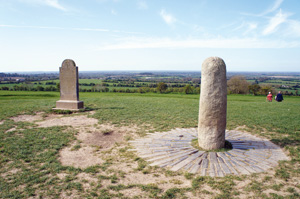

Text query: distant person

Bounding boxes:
[275,91,284,102]
[266,92,272,102]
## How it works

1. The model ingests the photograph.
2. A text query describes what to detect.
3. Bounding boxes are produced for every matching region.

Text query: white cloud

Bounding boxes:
[232,21,257,36]
[137,0,148,10]
[241,0,284,17]
[19,0,66,11]
[286,20,300,37]
[263,9,291,35]
[193,25,204,32]
[44,0,66,11]
[0,24,109,31]
[97,37,300,50]
[160,9,176,25]
[260,0,284,16]
[244,23,257,35]
[0,24,146,35]
[111,9,117,15]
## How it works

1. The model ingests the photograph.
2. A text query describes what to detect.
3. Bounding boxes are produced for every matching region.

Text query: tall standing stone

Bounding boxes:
[55,59,84,110]
[198,57,227,150]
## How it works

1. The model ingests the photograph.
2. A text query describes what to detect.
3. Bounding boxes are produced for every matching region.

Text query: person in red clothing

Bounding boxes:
[266,92,273,102]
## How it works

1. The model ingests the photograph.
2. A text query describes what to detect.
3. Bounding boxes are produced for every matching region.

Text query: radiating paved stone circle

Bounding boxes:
[198,57,227,150]
[129,128,289,177]
[54,59,84,110]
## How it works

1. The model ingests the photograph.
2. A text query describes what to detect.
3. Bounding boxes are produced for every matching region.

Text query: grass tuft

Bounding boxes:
[191,139,233,152]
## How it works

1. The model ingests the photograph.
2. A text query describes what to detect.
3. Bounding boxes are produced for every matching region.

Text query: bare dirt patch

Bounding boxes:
[77,173,98,183]
[76,125,132,149]
[0,168,22,178]
[48,113,139,168]
[235,179,252,190]
[5,127,17,133]
[59,191,80,199]
[109,162,138,174]
[36,115,98,128]
[58,124,136,168]
[83,130,123,148]
[263,189,289,198]
[89,123,140,140]
[59,145,103,168]
[117,172,190,189]
[119,187,145,198]
[56,173,68,180]
[11,112,44,122]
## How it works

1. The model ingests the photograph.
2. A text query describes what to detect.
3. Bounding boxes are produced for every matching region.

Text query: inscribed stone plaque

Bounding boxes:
[54,59,84,110]
[60,59,79,101]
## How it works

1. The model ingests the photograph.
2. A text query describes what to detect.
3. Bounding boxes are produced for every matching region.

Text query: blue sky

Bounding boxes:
[0,0,300,72]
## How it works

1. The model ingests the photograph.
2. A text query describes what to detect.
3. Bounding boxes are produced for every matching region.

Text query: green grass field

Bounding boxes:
[0,91,299,198]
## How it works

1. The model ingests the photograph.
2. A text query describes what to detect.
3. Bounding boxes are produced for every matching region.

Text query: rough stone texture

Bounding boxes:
[198,57,227,150]
[55,59,84,110]
[129,128,289,177]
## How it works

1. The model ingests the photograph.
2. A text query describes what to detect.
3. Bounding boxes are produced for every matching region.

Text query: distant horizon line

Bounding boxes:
[1,70,300,74]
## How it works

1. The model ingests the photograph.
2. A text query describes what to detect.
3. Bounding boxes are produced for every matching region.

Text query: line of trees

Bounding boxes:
[227,76,299,96]
[0,85,58,91]
[80,83,201,94]
[0,83,201,94]
[1,76,299,96]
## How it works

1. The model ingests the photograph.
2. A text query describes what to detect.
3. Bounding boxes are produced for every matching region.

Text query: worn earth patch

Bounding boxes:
[11,112,44,122]
[6,112,297,199]
[35,115,99,128]
[8,113,135,168]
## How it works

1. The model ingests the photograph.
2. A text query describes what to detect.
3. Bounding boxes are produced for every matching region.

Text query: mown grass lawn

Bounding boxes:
[0,91,299,198]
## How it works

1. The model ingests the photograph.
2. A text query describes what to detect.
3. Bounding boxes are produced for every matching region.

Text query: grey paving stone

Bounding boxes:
[249,165,265,173]
[189,159,202,174]
[217,152,229,160]
[140,148,194,159]
[167,156,190,167]
[170,151,205,171]
[201,158,209,168]
[147,149,197,162]
[232,157,256,173]
[200,167,207,176]
[214,160,225,177]
[202,152,208,159]
[222,159,239,175]
[218,157,232,175]
[209,152,218,163]
[150,155,189,167]
[190,164,201,174]
[129,128,289,177]
[209,163,216,177]
[229,158,251,175]
[184,161,196,171]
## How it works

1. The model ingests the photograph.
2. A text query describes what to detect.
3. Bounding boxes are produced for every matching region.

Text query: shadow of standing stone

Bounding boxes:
[54,59,84,111]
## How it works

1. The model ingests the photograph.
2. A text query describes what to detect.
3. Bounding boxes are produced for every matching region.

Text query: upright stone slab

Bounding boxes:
[55,59,84,110]
[198,57,227,150]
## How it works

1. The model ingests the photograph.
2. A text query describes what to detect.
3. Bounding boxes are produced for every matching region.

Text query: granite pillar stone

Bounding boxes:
[198,57,227,150]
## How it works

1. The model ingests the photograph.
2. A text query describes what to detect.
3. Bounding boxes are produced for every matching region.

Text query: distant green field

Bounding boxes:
[78,79,103,84]
[0,79,139,91]
[1,78,299,96]
[265,79,300,84]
